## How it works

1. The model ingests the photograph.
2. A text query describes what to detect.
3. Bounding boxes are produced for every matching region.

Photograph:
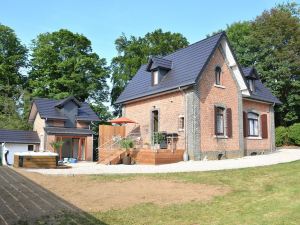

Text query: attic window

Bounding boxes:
[247,79,255,92]
[215,66,221,85]
[152,70,159,86]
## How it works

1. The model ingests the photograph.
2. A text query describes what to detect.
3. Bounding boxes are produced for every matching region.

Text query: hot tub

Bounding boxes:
[14,152,59,168]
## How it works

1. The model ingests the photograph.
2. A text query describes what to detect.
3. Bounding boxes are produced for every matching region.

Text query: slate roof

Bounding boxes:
[44,127,93,136]
[0,130,40,144]
[146,56,173,71]
[116,32,224,104]
[32,97,100,122]
[116,32,281,105]
[242,67,282,104]
[55,96,82,108]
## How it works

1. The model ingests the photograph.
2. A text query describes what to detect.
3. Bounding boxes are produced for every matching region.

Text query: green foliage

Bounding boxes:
[275,126,289,146]
[50,140,64,152]
[153,132,164,144]
[0,24,28,98]
[0,24,29,130]
[288,123,300,145]
[28,29,110,110]
[119,138,134,150]
[111,29,189,115]
[222,3,300,126]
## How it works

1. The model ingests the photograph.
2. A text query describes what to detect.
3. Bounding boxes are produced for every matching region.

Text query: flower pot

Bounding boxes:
[122,155,131,165]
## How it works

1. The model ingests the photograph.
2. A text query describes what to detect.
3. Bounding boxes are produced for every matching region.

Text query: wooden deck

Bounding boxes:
[99,148,184,165]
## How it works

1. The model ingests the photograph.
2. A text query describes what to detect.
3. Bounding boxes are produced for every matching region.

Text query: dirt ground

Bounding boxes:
[19,170,230,212]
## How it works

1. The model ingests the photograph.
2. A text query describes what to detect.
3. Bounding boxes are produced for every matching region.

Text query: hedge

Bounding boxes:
[275,123,300,147]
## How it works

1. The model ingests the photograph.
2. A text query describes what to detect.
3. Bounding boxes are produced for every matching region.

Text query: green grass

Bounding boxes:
[91,161,300,225]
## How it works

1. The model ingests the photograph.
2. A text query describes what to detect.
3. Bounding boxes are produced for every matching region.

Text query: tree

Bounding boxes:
[221,3,300,126]
[0,24,29,130]
[0,24,28,99]
[225,21,252,66]
[28,29,110,109]
[111,29,189,115]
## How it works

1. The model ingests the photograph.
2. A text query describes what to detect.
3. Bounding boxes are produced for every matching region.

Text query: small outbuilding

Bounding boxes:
[0,129,40,165]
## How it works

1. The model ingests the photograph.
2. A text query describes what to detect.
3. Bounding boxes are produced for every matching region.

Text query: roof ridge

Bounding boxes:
[162,31,225,59]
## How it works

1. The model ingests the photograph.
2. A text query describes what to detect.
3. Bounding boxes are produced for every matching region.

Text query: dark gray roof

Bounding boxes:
[44,127,93,136]
[242,67,282,104]
[146,56,172,71]
[0,130,40,144]
[116,32,281,105]
[116,32,224,104]
[32,97,100,122]
[55,96,82,108]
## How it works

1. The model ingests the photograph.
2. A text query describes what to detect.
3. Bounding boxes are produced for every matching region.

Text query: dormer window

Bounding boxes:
[152,70,159,86]
[247,79,255,92]
[215,66,221,85]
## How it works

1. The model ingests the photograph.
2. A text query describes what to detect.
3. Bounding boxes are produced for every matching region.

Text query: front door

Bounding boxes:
[151,110,159,144]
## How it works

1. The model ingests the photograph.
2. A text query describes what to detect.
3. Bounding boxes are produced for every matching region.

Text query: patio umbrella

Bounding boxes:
[108,117,137,124]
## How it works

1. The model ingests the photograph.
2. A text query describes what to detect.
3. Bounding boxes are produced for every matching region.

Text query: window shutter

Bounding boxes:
[261,114,268,138]
[226,108,232,138]
[243,111,248,137]
[214,106,217,135]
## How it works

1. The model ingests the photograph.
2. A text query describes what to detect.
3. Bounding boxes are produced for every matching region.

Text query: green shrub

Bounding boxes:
[275,126,289,147]
[119,138,134,150]
[288,123,300,146]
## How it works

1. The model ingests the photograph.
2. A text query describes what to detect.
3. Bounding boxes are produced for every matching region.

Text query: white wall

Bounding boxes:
[2,143,30,165]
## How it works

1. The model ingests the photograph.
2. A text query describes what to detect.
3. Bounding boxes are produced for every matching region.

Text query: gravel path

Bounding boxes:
[25,149,300,175]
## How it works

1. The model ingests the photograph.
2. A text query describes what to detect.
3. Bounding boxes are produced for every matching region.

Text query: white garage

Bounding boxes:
[0,130,40,165]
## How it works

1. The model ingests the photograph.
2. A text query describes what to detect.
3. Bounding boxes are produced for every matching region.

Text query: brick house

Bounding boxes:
[115,32,281,160]
[27,96,100,161]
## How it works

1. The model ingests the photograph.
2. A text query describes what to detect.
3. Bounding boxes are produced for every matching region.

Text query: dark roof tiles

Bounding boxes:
[44,127,93,135]
[116,32,281,105]
[33,98,100,121]
[116,32,224,104]
[0,130,40,144]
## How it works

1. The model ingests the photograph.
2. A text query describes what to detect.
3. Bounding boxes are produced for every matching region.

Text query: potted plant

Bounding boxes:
[119,138,134,165]
[153,132,164,150]
[50,140,64,154]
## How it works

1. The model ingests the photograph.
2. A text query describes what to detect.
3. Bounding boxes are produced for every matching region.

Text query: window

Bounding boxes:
[152,70,159,85]
[178,115,184,131]
[215,107,225,135]
[248,112,259,136]
[247,79,255,92]
[28,145,34,151]
[215,66,221,85]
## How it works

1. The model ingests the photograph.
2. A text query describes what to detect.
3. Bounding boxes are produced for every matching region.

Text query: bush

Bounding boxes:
[119,138,134,150]
[288,123,300,146]
[275,126,289,147]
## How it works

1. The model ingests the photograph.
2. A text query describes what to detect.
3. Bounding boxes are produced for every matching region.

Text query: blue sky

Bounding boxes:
[1,0,287,64]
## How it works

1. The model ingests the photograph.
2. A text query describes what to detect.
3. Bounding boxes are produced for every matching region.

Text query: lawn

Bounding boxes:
[21,161,300,225]
[93,161,300,225]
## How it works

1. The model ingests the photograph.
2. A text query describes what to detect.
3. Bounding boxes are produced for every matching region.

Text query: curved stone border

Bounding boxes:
[25,149,300,175]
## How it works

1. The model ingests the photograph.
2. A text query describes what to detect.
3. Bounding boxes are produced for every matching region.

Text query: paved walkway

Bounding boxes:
[25,149,300,175]
[0,167,104,224]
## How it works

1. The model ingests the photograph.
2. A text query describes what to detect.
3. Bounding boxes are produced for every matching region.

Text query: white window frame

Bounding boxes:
[178,115,184,131]
[153,70,159,85]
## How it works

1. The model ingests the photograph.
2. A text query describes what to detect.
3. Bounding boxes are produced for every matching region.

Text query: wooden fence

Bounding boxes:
[99,125,125,147]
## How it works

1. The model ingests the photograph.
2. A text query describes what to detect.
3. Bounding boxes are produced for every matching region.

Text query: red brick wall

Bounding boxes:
[243,99,271,152]
[199,48,240,152]
[124,91,185,149]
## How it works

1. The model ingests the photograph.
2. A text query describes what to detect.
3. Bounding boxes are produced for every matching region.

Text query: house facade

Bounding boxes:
[28,96,99,161]
[116,32,281,160]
